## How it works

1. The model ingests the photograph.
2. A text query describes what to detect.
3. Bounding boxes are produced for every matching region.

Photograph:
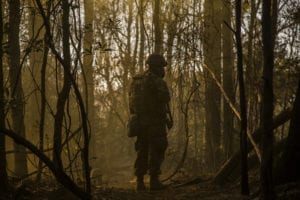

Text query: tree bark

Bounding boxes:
[36,35,49,182]
[222,0,235,159]
[153,0,162,54]
[8,0,28,177]
[26,0,45,146]
[261,0,277,199]
[83,0,95,168]
[27,0,48,182]
[235,0,249,195]
[203,0,222,172]
[53,0,72,169]
[138,0,145,72]
[0,0,9,193]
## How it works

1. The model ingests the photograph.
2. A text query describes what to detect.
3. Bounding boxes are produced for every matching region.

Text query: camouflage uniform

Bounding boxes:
[129,70,170,178]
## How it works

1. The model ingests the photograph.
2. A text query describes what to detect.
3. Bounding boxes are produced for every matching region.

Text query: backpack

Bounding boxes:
[127,74,146,137]
[127,71,172,137]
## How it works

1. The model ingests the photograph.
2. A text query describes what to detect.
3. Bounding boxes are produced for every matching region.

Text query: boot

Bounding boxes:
[150,175,166,191]
[136,176,146,191]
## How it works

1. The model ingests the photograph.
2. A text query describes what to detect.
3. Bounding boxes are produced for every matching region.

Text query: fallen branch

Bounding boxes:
[0,128,91,200]
[202,63,261,161]
[212,108,292,184]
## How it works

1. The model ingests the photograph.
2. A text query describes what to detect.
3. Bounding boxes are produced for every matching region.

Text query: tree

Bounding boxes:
[83,0,96,167]
[52,0,73,169]
[203,0,222,171]
[222,0,235,158]
[260,0,277,199]
[138,0,146,72]
[0,0,9,193]
[26,0,45,145]
[153,0,163,53]
[235,0,249,195]
[27,0,48,182]
[34,0,92,191]
[8,0,28,177]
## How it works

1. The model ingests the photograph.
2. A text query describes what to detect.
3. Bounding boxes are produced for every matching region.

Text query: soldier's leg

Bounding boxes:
[149,125,168,190]
[149,136,167,176]
[134,134,149,191]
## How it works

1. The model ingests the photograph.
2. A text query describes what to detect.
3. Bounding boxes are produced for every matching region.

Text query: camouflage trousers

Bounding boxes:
[134,124,168,177]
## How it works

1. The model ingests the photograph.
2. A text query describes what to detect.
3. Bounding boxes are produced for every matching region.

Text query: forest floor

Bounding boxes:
[2,174,300,199]
[94,178,249,200]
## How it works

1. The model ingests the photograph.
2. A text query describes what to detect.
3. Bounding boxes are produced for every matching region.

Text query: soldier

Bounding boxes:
[128,53,173,191]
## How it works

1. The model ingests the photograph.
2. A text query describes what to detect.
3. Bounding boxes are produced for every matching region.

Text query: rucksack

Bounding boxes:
[127,71,172,137]
[127,74,146,137]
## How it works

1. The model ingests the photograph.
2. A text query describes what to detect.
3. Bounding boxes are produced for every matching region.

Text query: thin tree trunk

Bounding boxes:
[83,0,95,168]
[36,36,49,182]
[261,0,277,199]
[153,0,162,54]
[0,0,9,192]
[132,12,139,76]
[235,0,249,195]
[246,0,258,133]
[27,0,44,145]
[222,0,235,158]
[8,0,28,177]
[27,0,49,183]
[203,0,222,172]
[166,0,176,82]
[138,0,145,72]
[53,0,72,169]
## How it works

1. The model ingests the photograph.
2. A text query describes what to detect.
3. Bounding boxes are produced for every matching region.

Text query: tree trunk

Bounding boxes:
[138,0,145,72]
[53,0,72,169]
[261,0,277,199]
[36,35,49,182]
[166,0,176,82]
[0,0,9,192]
[203,0,222,172]
[27,0,45,146]
[235,0,249,195]
[153,0,162,54]
[27,0,47,182]
[8,0,28,177]
[83,0,95,168]
[222,0,235,159]
[246,0,260,133]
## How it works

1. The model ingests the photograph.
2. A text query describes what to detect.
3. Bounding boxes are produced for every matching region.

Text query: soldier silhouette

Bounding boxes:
[128,53,173,191]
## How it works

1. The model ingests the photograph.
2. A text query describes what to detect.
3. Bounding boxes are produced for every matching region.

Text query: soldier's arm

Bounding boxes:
[155,78,170,103]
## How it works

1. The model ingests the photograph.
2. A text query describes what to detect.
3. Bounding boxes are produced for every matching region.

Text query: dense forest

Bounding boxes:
[0,0,299,199]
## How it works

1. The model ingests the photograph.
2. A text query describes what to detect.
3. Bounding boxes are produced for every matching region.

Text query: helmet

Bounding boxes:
[146,53,168,67]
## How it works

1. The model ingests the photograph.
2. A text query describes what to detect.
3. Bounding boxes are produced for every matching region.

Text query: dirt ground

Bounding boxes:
[94,180,248,200]
[93,175,300,200]
[1,176,300,200]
